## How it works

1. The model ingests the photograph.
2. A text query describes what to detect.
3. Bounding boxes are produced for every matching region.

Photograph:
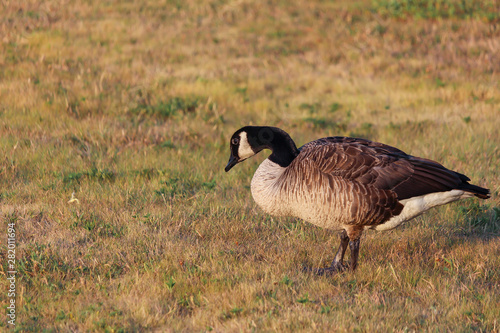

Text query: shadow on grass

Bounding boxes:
[449,202,500,239]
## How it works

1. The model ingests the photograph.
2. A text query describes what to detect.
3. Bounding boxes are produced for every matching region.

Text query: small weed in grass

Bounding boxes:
[72,211,98,231]
[71,212,125,238]
[329,102,342,113]
[221,307,243,320]
[350,122,375,140]
[63,172,84,184]
[230,307,243,315]
[17,243,71,281]
[98,223,126,238]
[158,140,175,149]
[63,168,115,185]
[299,102,321,115]
[435,77,446,87]
[347,280,357,292]
[280,275,293,286]
[178,294,200,315]
[165,276,176,290]
[132,168,157,179]
[156,177,216,198]
[235,86,250,102]
[373,0,500,21]
[86,167,115,181]
[130,96,202,118]
[320,305,331,314]
[297,294,310,304]
[110,309,123,317]
[303,117,342,130]
[372,24,388,36]
[104,262,126,279]
[235,86,248,95]
[201,180,216,190]
[56,310,66,321]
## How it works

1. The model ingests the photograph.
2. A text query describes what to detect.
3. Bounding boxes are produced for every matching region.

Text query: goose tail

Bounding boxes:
[459,182,490,199]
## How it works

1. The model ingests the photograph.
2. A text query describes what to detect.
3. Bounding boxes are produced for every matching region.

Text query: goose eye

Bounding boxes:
[231,137,240,145]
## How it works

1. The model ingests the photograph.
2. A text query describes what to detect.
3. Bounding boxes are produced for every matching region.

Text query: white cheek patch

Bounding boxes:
[238,132,256,160]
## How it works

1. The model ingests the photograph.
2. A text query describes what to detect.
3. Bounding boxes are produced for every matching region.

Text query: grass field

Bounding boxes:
[1,0,499,331]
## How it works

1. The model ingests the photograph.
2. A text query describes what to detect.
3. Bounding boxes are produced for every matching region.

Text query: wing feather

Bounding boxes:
[299,136,476,201]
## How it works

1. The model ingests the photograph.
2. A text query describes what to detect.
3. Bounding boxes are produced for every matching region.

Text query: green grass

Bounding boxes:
[373,0,500,21]
[0,0,499,331]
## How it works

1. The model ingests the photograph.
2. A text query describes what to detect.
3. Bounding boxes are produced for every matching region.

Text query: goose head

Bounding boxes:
[225,126,299,172]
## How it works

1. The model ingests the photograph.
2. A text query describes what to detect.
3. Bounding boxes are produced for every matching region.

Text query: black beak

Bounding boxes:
[225,154,238,172]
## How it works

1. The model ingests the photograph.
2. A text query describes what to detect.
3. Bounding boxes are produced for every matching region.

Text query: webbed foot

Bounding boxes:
[303,262,347,275]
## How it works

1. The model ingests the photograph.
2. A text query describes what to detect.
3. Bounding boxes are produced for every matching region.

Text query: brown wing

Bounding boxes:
[299,136,473,201]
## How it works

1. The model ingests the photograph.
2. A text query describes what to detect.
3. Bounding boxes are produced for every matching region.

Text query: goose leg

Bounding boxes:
[345,226,363,271]
[348,238,361,271]
[330,229,349,270]
[310,230,349,275]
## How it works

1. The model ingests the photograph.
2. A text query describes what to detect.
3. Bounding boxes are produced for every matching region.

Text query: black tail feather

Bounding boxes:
[459,182,491,199]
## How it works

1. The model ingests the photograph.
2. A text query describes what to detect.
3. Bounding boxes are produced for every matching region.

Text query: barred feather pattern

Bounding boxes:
[251,158,403,231]
[250,136,489,232]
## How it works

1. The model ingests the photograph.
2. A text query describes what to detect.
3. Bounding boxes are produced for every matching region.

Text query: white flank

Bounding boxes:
[374,189,473,231]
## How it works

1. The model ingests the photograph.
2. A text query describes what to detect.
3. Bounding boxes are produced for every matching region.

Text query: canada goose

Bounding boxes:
[224,126,490,273]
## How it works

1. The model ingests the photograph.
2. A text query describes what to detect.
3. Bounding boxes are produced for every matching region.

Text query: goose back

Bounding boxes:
[250,136,487,231]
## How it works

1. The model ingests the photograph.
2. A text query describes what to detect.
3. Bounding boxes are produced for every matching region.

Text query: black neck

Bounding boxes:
[245,126,300,168]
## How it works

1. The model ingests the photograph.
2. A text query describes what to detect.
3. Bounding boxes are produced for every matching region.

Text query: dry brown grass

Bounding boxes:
[0,0,499,331]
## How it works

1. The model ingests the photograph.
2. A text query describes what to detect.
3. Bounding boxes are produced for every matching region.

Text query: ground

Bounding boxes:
[0,0,499,331]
